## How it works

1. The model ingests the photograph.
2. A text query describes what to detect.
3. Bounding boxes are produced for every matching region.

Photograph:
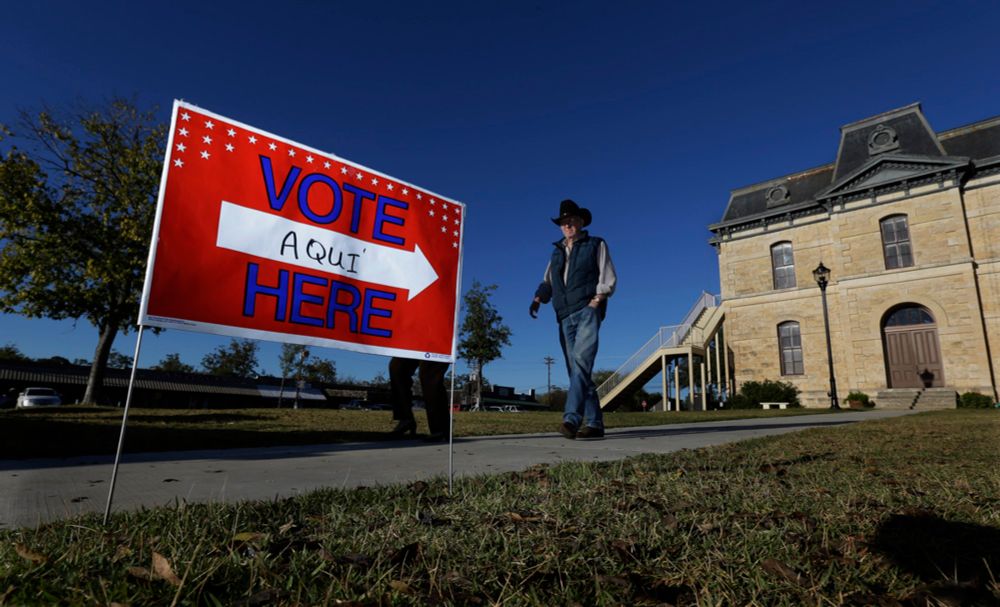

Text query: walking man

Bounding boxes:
[388,357,451,443]
[530,199,617,439]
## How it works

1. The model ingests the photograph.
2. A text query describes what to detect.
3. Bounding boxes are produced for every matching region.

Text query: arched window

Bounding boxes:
[880,215,913,269]
[777,321,804,376]
[883,305,934,327]
[771,242,796,289]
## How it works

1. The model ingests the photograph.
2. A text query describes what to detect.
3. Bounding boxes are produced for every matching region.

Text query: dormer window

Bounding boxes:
[765,184,789,208]
[868,124,900,156]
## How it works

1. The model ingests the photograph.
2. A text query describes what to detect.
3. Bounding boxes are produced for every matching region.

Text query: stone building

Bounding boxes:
[709,103,1000,407]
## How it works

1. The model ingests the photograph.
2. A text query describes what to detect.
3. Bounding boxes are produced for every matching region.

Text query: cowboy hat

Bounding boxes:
[551,199,592,227]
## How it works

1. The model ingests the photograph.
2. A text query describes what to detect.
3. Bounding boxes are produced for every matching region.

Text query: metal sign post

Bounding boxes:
[103,326,146,524]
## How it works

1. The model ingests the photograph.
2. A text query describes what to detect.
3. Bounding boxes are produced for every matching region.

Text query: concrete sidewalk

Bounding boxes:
[1,410,914,529]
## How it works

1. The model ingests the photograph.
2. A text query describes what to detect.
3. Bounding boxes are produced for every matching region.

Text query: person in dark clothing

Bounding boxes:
[388,357,451,442]
[530,199,617,440]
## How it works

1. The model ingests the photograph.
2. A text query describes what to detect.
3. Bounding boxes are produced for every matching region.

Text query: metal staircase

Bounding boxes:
[597,292,724,409]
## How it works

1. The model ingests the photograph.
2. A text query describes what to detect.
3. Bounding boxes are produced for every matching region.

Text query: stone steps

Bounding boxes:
[875,389,920,409]
[917,388,958,409]
[874,388,957,410]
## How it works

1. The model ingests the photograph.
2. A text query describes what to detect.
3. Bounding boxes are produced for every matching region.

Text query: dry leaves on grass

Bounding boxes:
[232,531,268,543]
[506,510,544,523]
[389,580,415,594]
[112,545,133,563]
[127,552,182,586]
[609,539,638,564]
[14,543,47,564]
[760,558,807,587]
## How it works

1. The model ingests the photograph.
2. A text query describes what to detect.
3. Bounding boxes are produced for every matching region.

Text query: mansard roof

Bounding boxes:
[939,114,1000,162]
[711,104,1000,235]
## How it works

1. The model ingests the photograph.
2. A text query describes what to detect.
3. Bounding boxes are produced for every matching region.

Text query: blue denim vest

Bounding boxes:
[550,234,605,322]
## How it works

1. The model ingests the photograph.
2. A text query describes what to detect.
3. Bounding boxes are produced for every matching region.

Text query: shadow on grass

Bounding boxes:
[127,413,263,423]
[467,419,857,443]
[871,512,1000,604]
[0,415,409,465]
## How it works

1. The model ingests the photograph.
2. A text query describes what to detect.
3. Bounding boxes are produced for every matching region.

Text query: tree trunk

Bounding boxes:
[83,322,118,405]
[476,359,484,410]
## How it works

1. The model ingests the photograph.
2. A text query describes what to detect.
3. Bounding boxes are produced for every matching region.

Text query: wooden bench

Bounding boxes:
[760,402,788,409]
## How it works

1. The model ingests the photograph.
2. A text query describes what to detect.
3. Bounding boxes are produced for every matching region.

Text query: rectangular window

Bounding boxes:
[778,322,804,375]
[771,242,796,289]
[881,215,913,269]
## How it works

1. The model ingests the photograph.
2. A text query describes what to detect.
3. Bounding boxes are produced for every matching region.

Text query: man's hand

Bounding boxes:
[529,299,540,319]
[588,295,602,309]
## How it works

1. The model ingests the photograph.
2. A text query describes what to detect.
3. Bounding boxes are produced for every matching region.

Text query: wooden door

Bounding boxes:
[884,326,943,388]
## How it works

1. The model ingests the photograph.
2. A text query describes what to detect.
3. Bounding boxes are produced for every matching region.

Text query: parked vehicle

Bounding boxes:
[16,387,62,408]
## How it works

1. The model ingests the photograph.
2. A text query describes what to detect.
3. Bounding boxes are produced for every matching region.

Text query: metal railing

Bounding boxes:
[596,291,720,401]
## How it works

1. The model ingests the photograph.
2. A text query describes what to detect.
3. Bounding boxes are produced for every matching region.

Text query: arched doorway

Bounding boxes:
[882,304,944,388]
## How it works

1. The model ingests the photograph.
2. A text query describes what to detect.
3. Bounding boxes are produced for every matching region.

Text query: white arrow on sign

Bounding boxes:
[215,201,438,300]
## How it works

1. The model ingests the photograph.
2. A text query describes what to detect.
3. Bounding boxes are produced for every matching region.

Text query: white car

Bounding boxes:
[16,387,62,408]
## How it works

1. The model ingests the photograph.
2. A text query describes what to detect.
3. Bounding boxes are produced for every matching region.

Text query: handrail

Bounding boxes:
[596,291,720,401]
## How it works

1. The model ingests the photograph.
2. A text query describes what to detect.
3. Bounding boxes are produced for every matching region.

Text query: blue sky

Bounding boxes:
[3,0,1000,393]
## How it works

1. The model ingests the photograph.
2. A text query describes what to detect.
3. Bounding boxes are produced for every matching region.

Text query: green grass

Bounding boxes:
[0,405,831,459]
[2,410,998,605]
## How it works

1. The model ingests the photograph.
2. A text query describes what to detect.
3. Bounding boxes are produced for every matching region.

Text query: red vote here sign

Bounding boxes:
[139,100,464,362]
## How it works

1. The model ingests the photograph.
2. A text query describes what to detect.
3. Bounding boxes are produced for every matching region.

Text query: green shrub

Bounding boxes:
[728,394,753,409]
[846,391,870,406]
[727,380,801,409]
[959,392,995,409]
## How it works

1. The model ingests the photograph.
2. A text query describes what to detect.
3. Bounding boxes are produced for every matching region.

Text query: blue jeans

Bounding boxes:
[559,305,603,430]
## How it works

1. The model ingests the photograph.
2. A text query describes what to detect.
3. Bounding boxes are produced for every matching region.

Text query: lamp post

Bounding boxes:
[543,356,555,399]
[812,262,840,409]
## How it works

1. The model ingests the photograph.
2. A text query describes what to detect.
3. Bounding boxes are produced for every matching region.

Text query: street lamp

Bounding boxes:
[812,262,840,409]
